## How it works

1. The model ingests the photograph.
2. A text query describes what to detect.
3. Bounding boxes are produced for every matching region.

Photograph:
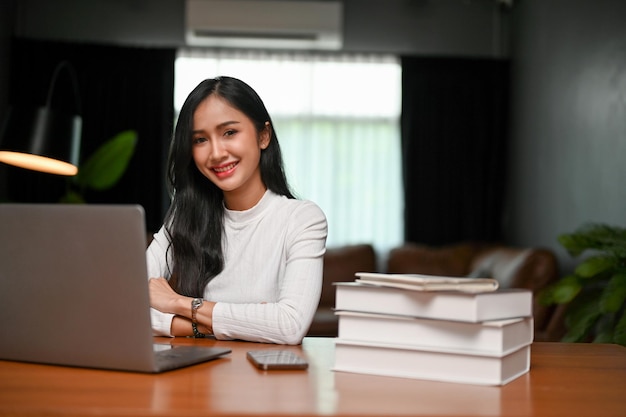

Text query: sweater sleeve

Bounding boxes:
[146,226,175,337]
[211,201,327,345]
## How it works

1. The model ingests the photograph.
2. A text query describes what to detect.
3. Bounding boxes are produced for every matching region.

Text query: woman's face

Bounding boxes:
[191,95,270,210]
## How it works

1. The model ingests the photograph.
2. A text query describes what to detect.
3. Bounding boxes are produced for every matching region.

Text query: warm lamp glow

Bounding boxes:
[0,151,78,176]
[0,61,82,177]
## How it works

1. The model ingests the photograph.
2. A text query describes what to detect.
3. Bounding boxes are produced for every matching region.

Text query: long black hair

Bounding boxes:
[165,76,294,297]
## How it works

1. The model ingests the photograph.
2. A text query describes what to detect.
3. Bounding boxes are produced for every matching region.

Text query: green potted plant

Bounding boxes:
[540,223,626,346]
[60,130,137,203]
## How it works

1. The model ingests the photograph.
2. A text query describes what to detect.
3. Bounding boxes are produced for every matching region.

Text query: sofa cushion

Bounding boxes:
[468,248,533,288]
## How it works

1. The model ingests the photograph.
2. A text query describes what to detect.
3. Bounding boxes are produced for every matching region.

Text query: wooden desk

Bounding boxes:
[0,338,624,417]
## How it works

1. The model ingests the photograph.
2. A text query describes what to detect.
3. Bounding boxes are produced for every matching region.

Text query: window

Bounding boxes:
[175,50,403,255]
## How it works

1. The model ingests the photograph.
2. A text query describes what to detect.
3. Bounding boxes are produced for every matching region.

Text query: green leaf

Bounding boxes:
[613,309,626,346]
[558,234,587,257]
[562,289,602,342]
[599,272,626,313]
[74,130,138,191]
[59,190,86,204]
[593,330,614,343]
[540,275,582,305]
[537,286,555,306]
[558,224,626,258]
[592,313,615,343]
[575,256,615,278]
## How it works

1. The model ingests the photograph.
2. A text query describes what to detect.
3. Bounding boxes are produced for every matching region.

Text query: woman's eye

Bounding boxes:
[192,137,206,144]
[224,129,236,137]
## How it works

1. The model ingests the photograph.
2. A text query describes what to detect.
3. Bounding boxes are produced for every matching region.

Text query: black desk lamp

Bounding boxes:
[0,61,82,176]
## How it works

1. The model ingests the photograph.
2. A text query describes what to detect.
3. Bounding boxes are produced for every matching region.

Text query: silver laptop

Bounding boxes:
[0,203,231,372]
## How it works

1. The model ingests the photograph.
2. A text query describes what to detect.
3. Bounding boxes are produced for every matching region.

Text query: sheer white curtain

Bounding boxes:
[175,49,403,255]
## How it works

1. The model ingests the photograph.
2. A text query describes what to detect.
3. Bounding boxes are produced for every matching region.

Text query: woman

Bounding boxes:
[147,76,327,345]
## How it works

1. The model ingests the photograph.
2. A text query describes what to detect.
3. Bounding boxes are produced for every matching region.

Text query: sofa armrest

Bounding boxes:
[319,244,377,307]
[470,247,560,335]
[307,244,377,337]
[470,247,559,291]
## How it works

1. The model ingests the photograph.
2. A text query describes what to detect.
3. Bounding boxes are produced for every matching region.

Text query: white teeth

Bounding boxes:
[213,162,237,173]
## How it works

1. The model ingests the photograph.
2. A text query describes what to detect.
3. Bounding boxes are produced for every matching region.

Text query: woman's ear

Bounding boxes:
[260,121,271,149]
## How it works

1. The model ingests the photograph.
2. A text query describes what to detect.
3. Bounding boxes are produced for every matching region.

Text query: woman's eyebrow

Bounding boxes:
[192,120,240,134]
[192,120,241,135]
[216,120,240,128]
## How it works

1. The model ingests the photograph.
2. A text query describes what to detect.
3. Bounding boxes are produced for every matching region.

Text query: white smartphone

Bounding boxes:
[246,350,309,370]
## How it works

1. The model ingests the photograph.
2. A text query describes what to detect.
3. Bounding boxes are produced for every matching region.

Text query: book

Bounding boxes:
[333,339,530,386]
[355,272,499,293]
[334,282,532,322]
[336,311,534,355]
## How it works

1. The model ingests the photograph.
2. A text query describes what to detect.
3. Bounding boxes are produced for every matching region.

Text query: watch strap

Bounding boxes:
[192,322,207,338]
[191,297,207,338]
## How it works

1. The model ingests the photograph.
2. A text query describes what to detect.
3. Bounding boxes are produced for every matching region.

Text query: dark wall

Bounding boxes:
[10,0,508,56]
[0,0,14,115]
[3,39,174,231]
[504,0,626,270]
[0,0,16,201]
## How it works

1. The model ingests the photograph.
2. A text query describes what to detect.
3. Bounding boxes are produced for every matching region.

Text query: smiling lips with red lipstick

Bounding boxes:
[212,161,239,178]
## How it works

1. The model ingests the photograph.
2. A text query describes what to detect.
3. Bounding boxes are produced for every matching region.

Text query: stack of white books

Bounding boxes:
[332,272,534,386]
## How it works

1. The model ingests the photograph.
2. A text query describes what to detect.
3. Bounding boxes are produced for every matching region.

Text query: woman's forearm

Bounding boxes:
[170,299,215,337]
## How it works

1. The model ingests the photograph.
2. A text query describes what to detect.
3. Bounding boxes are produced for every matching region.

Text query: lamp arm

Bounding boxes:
[45,61,82,115]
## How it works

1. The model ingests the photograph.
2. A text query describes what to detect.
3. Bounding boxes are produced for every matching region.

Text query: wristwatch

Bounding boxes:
[191,297,203,324]
[191,298,206,338]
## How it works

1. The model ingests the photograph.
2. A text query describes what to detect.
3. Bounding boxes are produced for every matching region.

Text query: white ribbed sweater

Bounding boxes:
[146,190,327,345]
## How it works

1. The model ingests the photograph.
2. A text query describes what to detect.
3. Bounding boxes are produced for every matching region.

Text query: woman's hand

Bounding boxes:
[149,277,216,336]
[149,277,187,315]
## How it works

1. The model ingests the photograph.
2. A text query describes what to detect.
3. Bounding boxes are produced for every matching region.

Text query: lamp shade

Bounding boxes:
[0,107,81,176]
[0,61,82,176]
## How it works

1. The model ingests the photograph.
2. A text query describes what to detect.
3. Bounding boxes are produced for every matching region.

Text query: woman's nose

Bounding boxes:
[209,139,228,160]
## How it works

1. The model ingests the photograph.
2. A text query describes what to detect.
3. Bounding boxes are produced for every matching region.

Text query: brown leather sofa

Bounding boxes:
[306,244,377,337]
[307,242,565,342]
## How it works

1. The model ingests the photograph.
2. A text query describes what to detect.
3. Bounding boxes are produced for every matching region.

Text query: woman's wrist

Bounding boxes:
[168,296,193,318]
[189,298,215,336]
[169,298,216,337]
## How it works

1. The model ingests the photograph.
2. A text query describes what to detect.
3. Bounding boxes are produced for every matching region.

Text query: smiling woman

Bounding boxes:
[190,94,270,209]
[147,76,328,345]
[174,49,403,254]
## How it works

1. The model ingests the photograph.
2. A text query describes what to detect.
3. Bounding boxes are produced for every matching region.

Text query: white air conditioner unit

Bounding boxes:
[185,0,343,50]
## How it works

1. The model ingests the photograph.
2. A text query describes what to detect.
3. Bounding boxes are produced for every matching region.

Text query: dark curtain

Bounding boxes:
[4,38,175,232]
[401,57,509,246]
